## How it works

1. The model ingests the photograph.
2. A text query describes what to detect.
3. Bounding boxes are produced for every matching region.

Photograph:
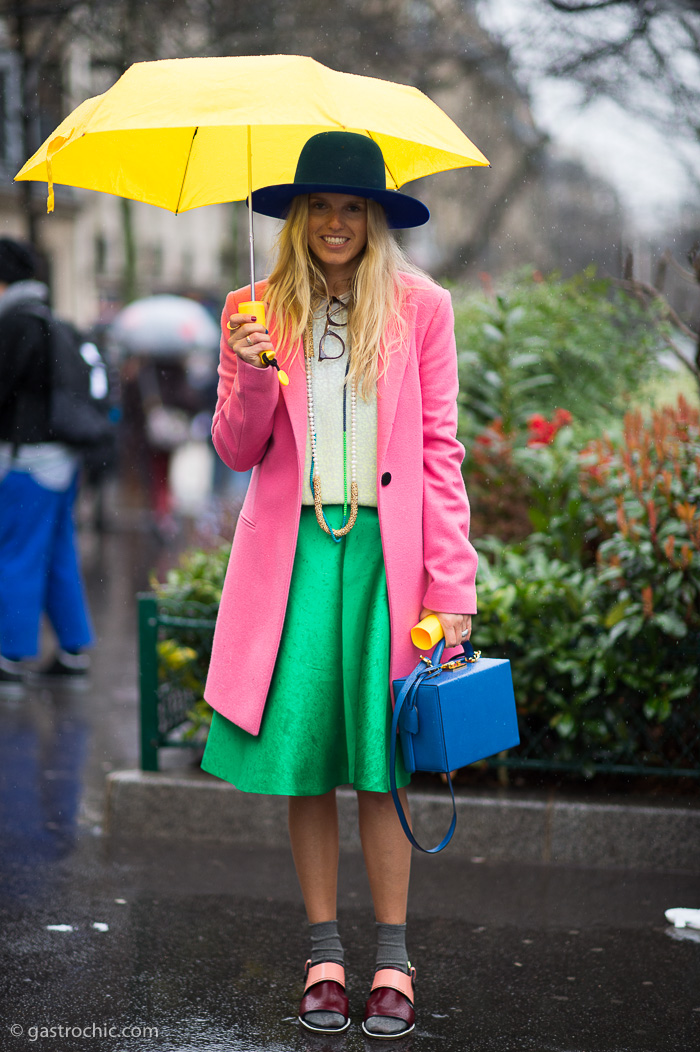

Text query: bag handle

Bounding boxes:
[432,637,475,665]
[389,637,474,853]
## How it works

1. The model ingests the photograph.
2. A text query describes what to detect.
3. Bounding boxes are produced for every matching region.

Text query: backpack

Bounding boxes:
[24,304,117,474]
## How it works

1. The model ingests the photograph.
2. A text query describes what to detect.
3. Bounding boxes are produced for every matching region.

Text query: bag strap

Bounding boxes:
[389,650,458,854]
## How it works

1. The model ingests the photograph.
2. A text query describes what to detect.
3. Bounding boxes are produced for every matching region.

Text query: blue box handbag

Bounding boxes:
[390,638,519,853]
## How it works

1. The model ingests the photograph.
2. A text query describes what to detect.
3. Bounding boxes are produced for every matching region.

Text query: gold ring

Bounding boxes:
[246,336,253,346]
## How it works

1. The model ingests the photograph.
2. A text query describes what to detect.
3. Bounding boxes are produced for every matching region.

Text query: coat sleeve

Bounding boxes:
[419,287,478,615]
[211,290,279,472]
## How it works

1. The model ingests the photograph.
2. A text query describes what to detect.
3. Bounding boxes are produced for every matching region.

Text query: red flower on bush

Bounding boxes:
[475,417,506,448]
[475,432,495,448]
[472,418,513,468]
[478,271,495,298]
[526,409,572,447]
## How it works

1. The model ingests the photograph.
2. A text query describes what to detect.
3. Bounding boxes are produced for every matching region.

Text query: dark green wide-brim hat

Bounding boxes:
[251,131,430,230]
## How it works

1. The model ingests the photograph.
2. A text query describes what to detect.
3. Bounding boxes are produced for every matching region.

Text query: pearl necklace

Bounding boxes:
[304,315,358,540]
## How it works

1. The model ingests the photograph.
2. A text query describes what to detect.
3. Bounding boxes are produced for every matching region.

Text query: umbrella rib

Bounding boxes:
[174,127,198,215]
[366,130,398,190]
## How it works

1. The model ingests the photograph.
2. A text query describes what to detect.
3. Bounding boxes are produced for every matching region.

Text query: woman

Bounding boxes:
[202,132,478,1038]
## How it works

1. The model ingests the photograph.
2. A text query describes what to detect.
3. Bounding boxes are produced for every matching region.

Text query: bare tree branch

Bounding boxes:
[548,1,641,11]
[615,275,697,339]
[504,1,700,149]
[548,14,652,77]
[658,331,700,378]
[656,249,699,284]
[548,1,700,12]
[0,1,88,15]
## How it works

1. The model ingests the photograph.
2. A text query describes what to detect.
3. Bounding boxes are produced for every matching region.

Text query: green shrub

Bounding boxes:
[507,419,592,555]
[150,545,229,734]
[579,398,700,724]
[473,398,700,772]
[475,534,699,771]
[150,545,229,613]
[455,267,665,446]
[474,539,609,750]
[455,268,670,543]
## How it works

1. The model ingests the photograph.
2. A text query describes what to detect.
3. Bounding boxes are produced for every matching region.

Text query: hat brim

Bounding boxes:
[250,182,430,230]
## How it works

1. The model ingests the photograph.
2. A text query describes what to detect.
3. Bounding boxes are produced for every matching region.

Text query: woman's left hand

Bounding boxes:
[419,609,472,649]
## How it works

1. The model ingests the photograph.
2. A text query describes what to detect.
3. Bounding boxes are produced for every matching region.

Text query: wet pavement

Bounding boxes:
[1,511,700,1052]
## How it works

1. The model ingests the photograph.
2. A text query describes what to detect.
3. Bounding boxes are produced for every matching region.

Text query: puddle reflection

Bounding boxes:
[0,693,88,897]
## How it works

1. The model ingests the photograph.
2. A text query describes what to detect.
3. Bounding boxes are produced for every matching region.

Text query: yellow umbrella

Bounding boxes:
[16,55,489,213]
[16,55,489,382]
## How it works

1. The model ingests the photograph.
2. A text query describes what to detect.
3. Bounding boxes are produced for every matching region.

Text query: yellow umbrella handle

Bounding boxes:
[237,300,288,385]
[411,615,443,649]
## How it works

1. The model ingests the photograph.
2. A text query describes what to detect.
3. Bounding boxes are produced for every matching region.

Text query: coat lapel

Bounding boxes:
[273,295,414,474]
[278,335,308,469]
[377,305,413,469]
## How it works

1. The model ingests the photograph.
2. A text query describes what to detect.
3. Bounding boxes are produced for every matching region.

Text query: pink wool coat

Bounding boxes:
[204,273,478,736]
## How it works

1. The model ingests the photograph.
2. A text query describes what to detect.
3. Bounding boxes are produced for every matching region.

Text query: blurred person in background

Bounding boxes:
[119,352,213,532]
[0,238,94,695]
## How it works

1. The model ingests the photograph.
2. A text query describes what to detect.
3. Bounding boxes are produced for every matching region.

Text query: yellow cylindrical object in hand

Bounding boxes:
[411,614,444,650]
[236,301,288,385]
[237,300,266,328]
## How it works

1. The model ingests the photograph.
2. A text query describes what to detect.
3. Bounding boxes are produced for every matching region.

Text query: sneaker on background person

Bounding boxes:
[27,649,91,690]
[0,654,25,698]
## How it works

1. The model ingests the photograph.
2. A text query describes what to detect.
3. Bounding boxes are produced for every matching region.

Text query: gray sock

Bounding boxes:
[375,921,409,974]
[302,920,346,1031]
[309,919,344,966]
[365,923,411,1037]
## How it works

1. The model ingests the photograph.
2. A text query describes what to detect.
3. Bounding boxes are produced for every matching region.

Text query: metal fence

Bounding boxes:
[138,594,216,771]
[138,595,700,778]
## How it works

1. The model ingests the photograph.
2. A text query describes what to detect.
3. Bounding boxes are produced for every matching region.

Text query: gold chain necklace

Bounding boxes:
[304,315,358,540]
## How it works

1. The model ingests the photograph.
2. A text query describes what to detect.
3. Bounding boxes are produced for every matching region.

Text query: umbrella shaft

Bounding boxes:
[247,125,255,299]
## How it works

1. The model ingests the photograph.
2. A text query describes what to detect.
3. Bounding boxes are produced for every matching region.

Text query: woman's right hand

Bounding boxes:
[226,312,275,369]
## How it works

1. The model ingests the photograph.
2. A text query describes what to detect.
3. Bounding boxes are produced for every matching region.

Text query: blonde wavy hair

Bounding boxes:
[265,195,431,399]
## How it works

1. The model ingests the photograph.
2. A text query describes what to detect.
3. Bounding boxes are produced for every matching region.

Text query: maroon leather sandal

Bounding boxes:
[298,960,350,1034]
[362,965,416,1039]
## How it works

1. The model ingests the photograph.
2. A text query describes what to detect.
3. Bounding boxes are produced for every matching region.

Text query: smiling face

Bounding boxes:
[306,193,368,293]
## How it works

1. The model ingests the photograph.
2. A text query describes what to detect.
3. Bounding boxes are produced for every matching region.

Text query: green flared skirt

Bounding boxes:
[201,505,410,796]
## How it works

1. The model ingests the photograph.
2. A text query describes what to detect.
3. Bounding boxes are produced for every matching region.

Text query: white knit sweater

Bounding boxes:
[302,299,378,507]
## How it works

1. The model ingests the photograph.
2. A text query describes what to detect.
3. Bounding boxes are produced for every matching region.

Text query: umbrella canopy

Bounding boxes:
[15,54,489,214]
[110,295,220,358]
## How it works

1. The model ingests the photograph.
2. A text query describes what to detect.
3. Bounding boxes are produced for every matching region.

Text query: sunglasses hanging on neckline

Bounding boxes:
[318,296,348,361]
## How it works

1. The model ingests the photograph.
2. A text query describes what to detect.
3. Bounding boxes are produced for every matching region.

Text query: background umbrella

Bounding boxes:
[110,295,220,358]
[16,55,489,381]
